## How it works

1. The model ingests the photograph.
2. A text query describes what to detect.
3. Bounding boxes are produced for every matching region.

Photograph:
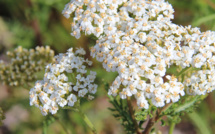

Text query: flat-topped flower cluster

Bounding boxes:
[63,0,215,109]
[0,46,54,86]
[62,0,174,39]
[30,48,97,115]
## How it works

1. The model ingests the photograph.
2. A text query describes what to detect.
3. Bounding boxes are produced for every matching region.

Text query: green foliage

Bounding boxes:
[135,106,157,122]
[161,95,205,125]
[10,22,35,49]
[1,0,76,52]
[135,109,149,122]
[108,97,136,134]
[168,0,215,31]
[135,106,158,130]
[105,84,136,134]
[0,107,5,126]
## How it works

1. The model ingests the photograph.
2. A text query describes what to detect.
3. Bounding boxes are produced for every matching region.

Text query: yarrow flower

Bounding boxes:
[63,0,215,109]
[62,0,174,39]
[29,48,97,116]
[91,21,215,108]
[62,0,127,38]
[0,46,54,86]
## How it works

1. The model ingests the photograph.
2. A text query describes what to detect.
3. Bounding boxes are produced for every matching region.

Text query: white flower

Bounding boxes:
[67,94,77,107]
[191,54,206,68]
[57,98,67,107]
[40,105,49,116]
[61,0,215,109]
[78,88,88,97]
[137,97,149,109]
[151,95,165,107]
[88,95,94,100]
[30,47,97,115]
[49,102,59,114]
[71,29,81,39]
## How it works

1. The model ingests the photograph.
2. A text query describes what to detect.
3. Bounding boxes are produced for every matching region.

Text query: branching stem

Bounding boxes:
[127,97,141,134]
[142,103,173,134]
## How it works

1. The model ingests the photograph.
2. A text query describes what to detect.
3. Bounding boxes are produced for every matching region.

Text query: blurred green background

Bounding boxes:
[0,0,215,134]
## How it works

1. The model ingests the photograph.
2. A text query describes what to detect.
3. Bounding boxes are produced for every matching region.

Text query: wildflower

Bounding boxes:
[30,48,97,115]
[0,46,54,86]
[63,0,215,109]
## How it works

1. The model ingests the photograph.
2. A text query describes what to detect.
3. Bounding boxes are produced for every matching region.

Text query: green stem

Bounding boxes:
[66,101,97,133]
[53,115,71,134]
[169,122,175,134]
[42,121,47,134]
[57,119,71,134]
[176,67,192,77]
[80,111,97,134]
[75,101,97,134]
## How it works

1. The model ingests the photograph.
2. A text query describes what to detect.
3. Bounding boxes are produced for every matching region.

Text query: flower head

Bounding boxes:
[0,46,54,86]
[30,47,97,116]
[63,0,215,109]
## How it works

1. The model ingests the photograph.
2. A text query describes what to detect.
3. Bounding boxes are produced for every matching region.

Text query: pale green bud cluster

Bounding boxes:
[0,46,55,86]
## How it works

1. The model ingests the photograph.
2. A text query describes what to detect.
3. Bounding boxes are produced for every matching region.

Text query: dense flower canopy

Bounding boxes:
[62,0,215,109]
[62,0,174,38]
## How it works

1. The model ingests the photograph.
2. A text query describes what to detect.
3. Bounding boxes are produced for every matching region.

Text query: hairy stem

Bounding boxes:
[127,97,141,134]
[79,110,97,134]
[142,110,158,134]
[142,116,155,134]
[76,101,97,134]
[57,119,71,134]
[66,102,97,134]
[169,122,175,134]
[142,103,173,134]
[52,115,71,134]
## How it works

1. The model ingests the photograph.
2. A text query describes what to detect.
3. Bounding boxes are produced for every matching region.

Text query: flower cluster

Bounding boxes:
[29,48,97,116]
[184,69,215,96]
[64,0,215,108]
[182,29,215,96]
[91,27,186,108]
[62,0,174,39]
[0,46,54,86]
[62,0,126,38]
